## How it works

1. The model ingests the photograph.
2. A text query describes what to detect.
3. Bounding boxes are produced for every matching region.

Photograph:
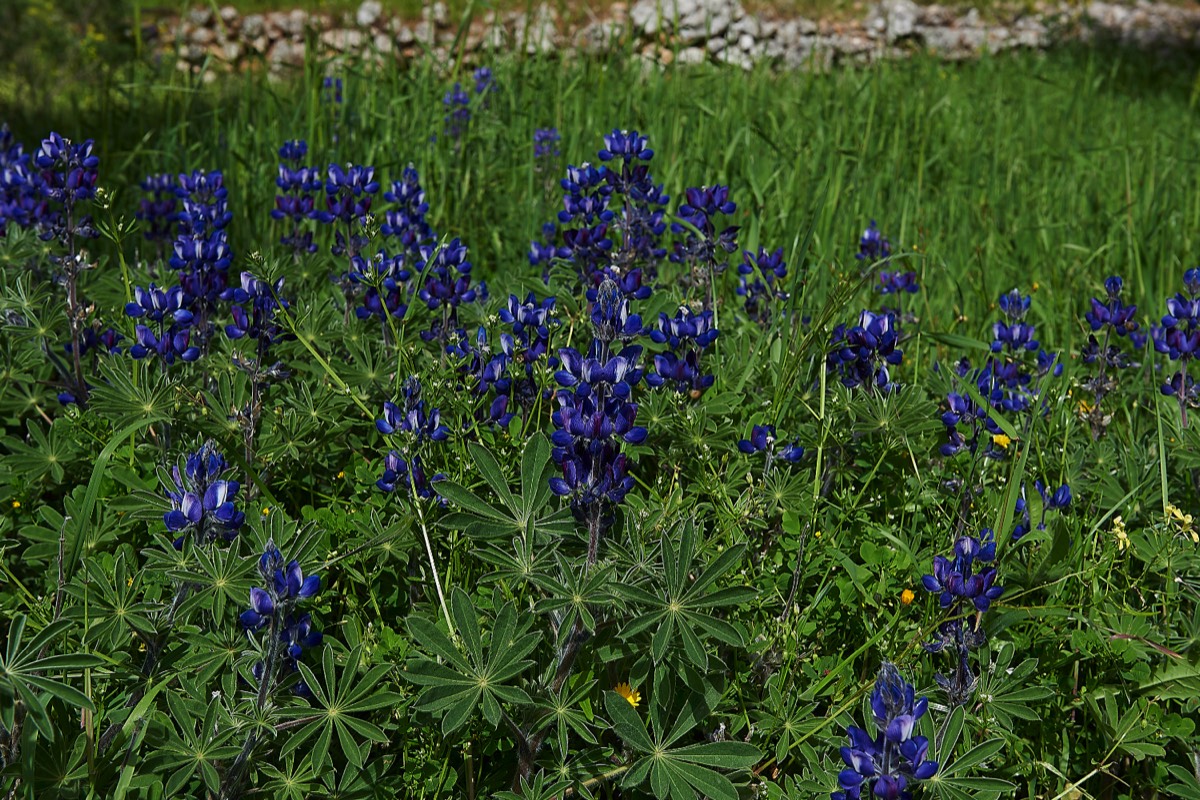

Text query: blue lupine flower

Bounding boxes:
[220,272,288,347]
[349,249,411,322]
[827,310,903,392]
[831,663,938,800]
[500,292,558,361]
[136,173,178,251]
[922,528,1003,704]
[1033,480,1071,530]
[376,378,449,499]
[442,83,472,141]
[737,424,804,466]
[737,247,789,325]
[381,165,434,252]
[322,76,344,105]
[32,132,100,244]
[589,279,644,346]
[921,530,1003,613]
[162,441,245,549]
[317,163,380,228]
[670,186,739,285]
[534,127,561,161]
[377,449,445,500]
[1086,276,1139,335]
[648,307,718,350]
[240,540,323,697]
[66,325,124,357]
[473,66,495,97]
[877,270,918,295]
[125,283,201,366]
[416,238,480,341]
[1153,268,1200,424]
[991,290,1039,353]
[272,140,322,255]
[855,220,891,265]
[172,169,234,338]
[646,307,719,395]
[0,125,48,236]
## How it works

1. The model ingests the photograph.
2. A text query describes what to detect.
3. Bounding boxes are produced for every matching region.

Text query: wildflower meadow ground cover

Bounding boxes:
[1,41,1200,800]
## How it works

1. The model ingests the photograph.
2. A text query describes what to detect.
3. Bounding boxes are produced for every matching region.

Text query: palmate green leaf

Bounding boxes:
[287,645,405,770]
[0,614,101,738]
[606,692,762,800]
[437,434,573,542]
[615,519,756,667]
[402,588,538,733]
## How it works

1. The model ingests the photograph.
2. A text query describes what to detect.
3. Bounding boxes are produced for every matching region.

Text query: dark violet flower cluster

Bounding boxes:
[33,132,100,246]
[855,220,892,266]
[737,424,804,471]
[416,238,479,342]
[1079,276,1143,437]
[450,327,516,427]
[827,310,903,393]
[441,68,494,142]
[533,127,561,162]
[646,306,718,396]
[940,290,1061,458]
[136,173,178,256]
[550,281,647,556]
[1152,268,1200,425]
[171,169,234,340]
[670,185,738,308]
[832,663,938,800]
[240,541,323,697]
[67,324,123,358]
[376,377,448,501]
[922,529,1002,705]
[531,130,669,294]
[0,125,48,236]
[125,283,201,366]
[316,163,379,257]
[162,441,245,550]
[381,165,434,253]
[450,293,560,428]
[737,247,789,326]
[600,129,670,277]
[322,76,344,105]
[1011,480,1072,540]
[349,249,411,324]
[221,271,292,377]
[877,270,918,296]
[271,140,321,256]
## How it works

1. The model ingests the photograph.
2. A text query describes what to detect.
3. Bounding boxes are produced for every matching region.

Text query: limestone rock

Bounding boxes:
[357,0,383,28]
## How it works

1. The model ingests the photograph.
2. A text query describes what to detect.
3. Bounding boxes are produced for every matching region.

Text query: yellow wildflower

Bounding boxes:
[992,434,1012,450]
[1112,516,1129,552]
[900,589,916,605]
[11,500,19,509]
[1166,504,1197,543]
[262,507,271,516]
[615,682,641,709]
[337,471,345,479]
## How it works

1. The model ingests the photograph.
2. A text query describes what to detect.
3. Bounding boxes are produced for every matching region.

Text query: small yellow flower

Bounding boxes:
[262,507,271,516]
[127,576,134,587]
[900,589,916,605]
[814,530,822,539]
[615,682,641,709]
[1166,504,1197,543]
[992,434,1012,450]
[337,471,345,479]
[11,500,19,509]
[1077,399,1095,415]
[1112,516,1129,552]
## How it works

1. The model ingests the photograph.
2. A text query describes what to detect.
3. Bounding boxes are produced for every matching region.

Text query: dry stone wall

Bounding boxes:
[158,0,1200,76]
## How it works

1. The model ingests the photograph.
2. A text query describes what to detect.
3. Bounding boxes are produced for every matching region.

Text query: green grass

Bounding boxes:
[5,46,1198,342]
